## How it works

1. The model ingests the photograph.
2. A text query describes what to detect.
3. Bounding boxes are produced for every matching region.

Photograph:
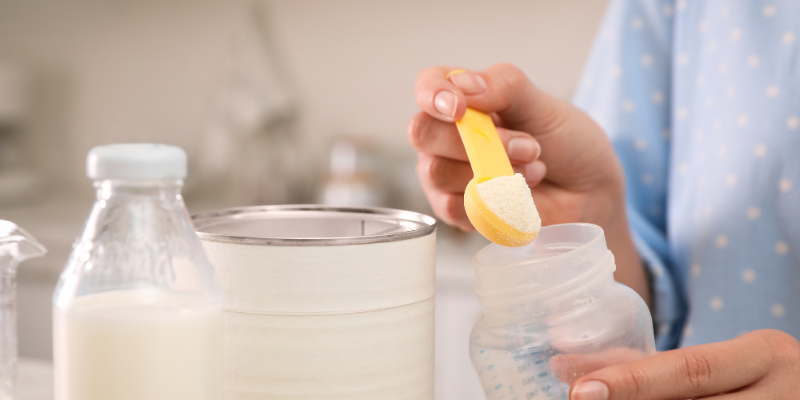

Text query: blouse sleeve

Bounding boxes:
[572,0,687,350]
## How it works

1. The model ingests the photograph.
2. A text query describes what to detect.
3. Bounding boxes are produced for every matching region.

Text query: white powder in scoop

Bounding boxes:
[476,173,541,233]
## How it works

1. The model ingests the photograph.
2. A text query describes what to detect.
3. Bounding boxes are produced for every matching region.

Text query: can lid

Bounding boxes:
[86,143,187,181]
[192,205,437,246]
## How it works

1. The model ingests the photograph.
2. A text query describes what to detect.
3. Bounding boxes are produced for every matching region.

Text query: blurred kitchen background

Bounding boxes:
[0,0,607,398]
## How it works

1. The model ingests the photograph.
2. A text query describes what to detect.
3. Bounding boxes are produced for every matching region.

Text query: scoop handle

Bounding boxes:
[455,108,514,182]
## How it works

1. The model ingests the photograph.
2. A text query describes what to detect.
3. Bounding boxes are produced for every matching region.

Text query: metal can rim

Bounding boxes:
[192,205,437,246]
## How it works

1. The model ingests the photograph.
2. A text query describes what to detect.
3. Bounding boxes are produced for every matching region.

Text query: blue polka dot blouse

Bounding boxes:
[573,0,800,350]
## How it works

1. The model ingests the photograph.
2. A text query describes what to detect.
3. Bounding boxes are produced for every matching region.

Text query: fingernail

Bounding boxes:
[507,138,539,162]
[448,71,488,95]
[571,380,609,400]
[434,91,457,119]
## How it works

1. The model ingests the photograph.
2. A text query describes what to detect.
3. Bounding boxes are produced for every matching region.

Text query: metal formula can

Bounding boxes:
[192,205,437,400]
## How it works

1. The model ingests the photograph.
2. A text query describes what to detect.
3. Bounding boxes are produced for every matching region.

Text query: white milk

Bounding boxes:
[53,290,222,400]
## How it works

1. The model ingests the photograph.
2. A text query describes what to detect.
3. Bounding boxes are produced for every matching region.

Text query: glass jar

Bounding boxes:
[470,223,655,400]
[53,144,222,400]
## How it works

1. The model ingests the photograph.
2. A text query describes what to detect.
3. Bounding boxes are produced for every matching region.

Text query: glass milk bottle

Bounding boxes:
[53,144,222,400]
[469,223,655,400]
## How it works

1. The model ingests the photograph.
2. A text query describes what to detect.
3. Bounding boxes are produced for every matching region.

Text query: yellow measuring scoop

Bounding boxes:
[456,108,538,247]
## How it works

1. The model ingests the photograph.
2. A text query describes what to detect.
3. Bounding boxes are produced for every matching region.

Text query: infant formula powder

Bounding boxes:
[477,173,541,234]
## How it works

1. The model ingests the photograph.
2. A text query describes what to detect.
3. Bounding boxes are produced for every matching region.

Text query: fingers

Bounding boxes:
[413,64,565,134]
[407,112,468,161]
[569,331,777,400]
[414,64,610,191]
[408,112,542,165]
[416,154,472,193]
[414,66,470,122]
[417,156,544,231]
[551,348,651,385]
[515,161,547,187]
[421,186,473,231]
[413,64,570,138]
[506,131,541,161]
[416,152,545,230]
[417,154,546,192]
[412,64,554,232]
[415,148,545,193]
[453,64,572,136]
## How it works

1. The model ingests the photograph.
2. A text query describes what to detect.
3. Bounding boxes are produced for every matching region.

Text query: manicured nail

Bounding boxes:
[571,380,609,400]
[448,71,488,95]
[507,138,540,162]
[434,91,457,119]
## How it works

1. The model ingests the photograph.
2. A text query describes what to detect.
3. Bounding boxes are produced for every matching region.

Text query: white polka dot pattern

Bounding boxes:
[737,113,748,126]
[632,17,644,30]
[652,90,664,104]
[710,297,725,311]
[787,116,800,130]
[742,269,757,283]
[772,304,786,318]
[572,0,800,351]
[753,144,767,157]
[641,53,654,67]
[766,85,780,97]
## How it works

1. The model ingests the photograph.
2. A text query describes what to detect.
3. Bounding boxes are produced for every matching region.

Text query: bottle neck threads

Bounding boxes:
[473,223,617,320]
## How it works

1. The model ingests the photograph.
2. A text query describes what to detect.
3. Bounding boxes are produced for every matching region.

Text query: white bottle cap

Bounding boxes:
[86,143,187,180]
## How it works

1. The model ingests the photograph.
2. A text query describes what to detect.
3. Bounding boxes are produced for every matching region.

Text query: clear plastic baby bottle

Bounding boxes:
[53,144,222,400]
[469,223,655,400]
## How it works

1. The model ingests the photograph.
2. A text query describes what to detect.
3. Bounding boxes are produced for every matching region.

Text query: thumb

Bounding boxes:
[569,332,773,400]
[456,63,573,138]
[457,64,617,192]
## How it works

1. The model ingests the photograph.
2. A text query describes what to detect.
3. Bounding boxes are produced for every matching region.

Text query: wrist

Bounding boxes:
[603,207,652,309]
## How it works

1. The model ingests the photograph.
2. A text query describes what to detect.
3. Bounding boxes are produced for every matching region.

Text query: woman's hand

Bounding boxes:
[409,64,623,230]
[570,329,800,399]
[408,64,649,304]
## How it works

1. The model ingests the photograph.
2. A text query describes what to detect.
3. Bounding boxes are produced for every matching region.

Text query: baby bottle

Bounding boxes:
[53,144,222,400]
[470,223,655,400]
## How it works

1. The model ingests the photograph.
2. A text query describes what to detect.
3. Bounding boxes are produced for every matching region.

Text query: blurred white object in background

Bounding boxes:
[198,4,302,208]
[0,64,43,206]
[320,138,384,207]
